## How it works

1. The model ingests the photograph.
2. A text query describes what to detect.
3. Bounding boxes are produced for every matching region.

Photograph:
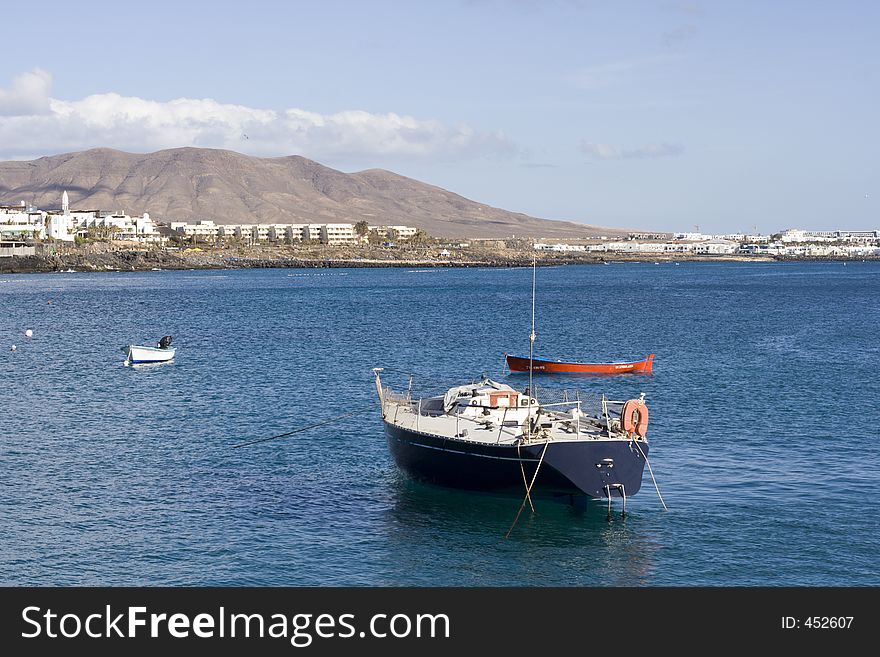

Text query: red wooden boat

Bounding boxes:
[505,353,654,375]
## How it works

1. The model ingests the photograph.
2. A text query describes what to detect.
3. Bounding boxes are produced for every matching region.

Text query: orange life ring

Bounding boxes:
[621,399,649,438]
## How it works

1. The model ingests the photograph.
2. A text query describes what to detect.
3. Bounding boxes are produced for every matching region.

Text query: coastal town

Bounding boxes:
[1,191,879,268]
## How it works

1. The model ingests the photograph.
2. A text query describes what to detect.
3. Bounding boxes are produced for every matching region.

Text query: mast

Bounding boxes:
[528,254,536,438]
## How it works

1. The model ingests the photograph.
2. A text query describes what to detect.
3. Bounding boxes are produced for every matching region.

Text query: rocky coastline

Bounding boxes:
[3,243,870,274]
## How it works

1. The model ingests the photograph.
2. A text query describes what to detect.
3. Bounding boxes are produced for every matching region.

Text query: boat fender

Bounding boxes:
[621,399,649,438]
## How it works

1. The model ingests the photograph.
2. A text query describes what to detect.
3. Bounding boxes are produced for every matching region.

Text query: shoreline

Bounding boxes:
[1,245,875,274]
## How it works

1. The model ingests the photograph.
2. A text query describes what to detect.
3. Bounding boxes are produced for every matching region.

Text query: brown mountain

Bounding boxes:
[0,147,626,238]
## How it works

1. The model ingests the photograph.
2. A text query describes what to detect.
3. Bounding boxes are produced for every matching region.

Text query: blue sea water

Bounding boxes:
[1,262,878,586]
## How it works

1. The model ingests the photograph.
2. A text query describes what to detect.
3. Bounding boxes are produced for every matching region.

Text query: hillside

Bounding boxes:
[0,147,628,238]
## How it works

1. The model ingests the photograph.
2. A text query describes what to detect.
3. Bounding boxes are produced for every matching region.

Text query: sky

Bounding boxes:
[0,0,877,233]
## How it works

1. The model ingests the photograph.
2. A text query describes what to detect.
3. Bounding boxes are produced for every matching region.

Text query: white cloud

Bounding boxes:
[580,141,683,160]
[0,69,515,160]
[0,69,52,116]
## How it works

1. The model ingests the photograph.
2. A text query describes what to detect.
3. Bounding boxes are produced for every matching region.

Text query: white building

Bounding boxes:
[691,239,738,255]
[0,203,46,239]
[838,230,879,241]
[36,191,162,243]
[0,220,45,240]
[592,241,668,253]
[44,190,75,241]
[586,239,737,255]
[779,229,832,243]
[217,224,272,242]
[167,221,415,245]
[268,224,302,241]
[75,211,160,242]
[171,220,219,240]
[777,228,879,243]
[321,223,357,245]
[255,224,273,242]
[217,225,240,238]
[673,232,711,241]
[534,243,587,252]
[370,225,418,241]
[47,215,74,241]
[134,213,160,241]
[307,224,331,242]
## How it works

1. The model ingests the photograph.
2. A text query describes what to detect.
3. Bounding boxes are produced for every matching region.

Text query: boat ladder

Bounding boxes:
[604,483,626,518]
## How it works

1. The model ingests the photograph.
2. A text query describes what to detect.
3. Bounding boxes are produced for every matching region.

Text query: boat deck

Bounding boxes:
[384,400,617,447]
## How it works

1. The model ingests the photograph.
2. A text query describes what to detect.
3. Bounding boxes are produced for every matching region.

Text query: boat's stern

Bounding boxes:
[527,439,649,499]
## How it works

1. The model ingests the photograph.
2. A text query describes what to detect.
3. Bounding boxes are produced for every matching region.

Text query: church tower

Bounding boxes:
[62,190,69,215]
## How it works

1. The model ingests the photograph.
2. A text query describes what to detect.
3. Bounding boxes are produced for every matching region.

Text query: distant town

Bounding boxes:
[1,191,878,261]
[534,229,880,258]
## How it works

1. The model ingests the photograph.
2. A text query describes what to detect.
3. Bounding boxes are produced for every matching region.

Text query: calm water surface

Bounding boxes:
[1,262,878,585]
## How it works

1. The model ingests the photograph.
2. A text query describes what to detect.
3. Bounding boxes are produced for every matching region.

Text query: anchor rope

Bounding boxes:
[232,408,367,448]
[505,440,549,539]
[633,439,668,511]
[516,443,536,513]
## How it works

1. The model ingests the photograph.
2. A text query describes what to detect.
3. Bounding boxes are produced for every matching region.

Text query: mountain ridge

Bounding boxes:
[0,147,630,238]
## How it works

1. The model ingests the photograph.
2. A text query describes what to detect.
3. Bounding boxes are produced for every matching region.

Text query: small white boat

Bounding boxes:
[123,335,176,365]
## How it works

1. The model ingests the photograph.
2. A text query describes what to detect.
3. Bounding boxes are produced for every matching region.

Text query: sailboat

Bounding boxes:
[505,259,655,375]
[371,262,653,502]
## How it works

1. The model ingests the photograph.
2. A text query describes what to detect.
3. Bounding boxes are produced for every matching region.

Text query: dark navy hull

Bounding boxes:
[385,422,647,499]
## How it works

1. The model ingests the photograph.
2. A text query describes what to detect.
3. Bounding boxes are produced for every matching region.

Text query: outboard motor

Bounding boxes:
[158,335,173,349]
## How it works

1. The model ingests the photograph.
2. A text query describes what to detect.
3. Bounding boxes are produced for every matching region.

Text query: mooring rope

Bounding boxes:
[232,408,367,448]
[633,439,668,511]
[516,442,536,513]
[505,441,549,538]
